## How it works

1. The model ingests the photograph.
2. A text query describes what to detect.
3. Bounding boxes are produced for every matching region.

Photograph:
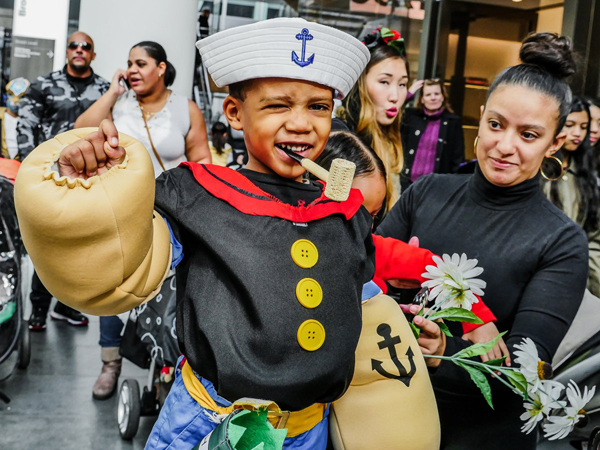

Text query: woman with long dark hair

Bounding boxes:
[376,32,588,449]
[334,28,408,208]
[542,96,600,296]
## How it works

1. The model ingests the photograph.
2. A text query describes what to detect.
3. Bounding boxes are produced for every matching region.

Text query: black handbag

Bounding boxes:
[119,274,179,368]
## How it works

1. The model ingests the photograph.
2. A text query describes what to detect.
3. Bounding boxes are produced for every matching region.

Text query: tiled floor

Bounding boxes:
[0,313,155,449]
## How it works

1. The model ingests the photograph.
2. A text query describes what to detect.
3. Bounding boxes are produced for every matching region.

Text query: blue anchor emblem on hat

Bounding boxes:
[292,28,315,68]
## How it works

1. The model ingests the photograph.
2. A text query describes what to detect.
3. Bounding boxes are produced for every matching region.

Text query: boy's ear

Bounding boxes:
[223,96,243,131]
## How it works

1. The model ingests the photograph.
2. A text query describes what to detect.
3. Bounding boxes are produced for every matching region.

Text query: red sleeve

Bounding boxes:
[372,276,388,293]
[372,234,496,332]
[463,298,496,333]
[372,234,434,284]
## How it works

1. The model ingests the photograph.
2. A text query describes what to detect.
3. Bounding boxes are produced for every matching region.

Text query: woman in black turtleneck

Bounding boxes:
[377,33,589,449]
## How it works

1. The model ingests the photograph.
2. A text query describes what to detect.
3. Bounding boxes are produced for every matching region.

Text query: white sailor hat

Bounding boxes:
[196,18,370,99]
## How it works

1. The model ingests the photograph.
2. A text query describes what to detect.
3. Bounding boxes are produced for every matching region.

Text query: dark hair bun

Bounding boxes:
[519,32,576,80]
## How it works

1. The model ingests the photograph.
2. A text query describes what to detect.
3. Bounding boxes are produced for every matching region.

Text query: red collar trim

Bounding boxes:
[181,163,364,222]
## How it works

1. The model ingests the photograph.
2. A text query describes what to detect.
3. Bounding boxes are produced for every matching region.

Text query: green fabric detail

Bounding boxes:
[202,409,287,450]
[0,302,16,324]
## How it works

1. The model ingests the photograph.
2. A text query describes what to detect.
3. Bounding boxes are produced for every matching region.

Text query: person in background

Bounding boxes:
[401,79,464,190]
[198,8,211,39]
[333,27,408,209]
[376,32,588,449]
[18,31,109,331]
[209,121,232,166]
[542,96,600,297]
[1,78,30,160]
[587,97,600,151]
[75,40,211,177]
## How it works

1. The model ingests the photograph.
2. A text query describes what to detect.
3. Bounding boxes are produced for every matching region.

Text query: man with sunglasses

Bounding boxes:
[17,31,109,159]
[16,31,110,332]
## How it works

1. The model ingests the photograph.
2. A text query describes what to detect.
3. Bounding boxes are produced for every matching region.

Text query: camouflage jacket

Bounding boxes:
[16,67,109,159]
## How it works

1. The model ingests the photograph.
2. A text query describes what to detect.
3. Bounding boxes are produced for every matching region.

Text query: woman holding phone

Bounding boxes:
[75,41,211,177]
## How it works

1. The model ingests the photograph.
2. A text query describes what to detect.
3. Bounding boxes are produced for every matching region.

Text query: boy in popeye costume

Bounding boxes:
[15,18,495,449]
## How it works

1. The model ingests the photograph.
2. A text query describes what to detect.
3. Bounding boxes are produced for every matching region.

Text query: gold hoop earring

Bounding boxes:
[473,136,479,157]
[540,156,564,181]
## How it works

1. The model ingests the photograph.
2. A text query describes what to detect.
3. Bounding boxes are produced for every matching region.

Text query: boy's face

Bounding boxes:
[224,78,334,181]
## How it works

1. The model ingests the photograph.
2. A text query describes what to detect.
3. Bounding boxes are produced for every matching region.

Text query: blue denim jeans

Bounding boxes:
[146,357,329,450]
[99,315,124,348]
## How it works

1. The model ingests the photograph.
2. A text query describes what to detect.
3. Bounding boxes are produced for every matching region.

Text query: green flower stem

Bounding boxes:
[478,363,525,398]
[423,355,523,397]
[424,355,569,413]
[479,363,567,412]
[422,295,450,320]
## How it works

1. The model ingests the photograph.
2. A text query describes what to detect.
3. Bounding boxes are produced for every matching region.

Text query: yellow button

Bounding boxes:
[297,319,326,351]
[290,239,319,269]
[296,278,323,309]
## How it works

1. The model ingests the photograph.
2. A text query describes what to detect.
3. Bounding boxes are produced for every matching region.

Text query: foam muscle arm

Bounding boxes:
[14,128,171,315]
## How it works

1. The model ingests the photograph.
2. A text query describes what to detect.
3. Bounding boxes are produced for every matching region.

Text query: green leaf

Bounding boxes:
[436,321,453,337]
[428,307,484,324]
[456,361,494,409]
[409,321,421,340]
[502,368,529,398]
[417,306,425,317]
[380,27,393,38]
[482,356,507,367]
[453,331,507,359]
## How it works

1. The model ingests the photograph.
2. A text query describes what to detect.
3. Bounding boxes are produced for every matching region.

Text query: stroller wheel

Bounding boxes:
[590,427,600,450]
[17,320,31,369]
[118,379,141,439]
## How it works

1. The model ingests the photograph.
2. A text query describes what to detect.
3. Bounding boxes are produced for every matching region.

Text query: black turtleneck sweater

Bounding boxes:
[377,166,588,449]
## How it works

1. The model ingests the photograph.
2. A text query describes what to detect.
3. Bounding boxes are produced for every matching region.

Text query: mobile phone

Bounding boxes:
[119,78,130,91]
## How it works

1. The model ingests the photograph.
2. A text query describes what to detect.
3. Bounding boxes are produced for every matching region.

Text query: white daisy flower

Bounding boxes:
[513,338,553,394]
[520,381,565,434]
[421,253,486,311]
[543,381,596,440]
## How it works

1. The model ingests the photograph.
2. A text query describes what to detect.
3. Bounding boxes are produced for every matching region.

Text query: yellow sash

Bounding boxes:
[181,361,327,437]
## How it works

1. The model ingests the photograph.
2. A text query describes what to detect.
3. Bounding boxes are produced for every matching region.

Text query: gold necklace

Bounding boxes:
[138,91,169,120]
[142,109,156,120]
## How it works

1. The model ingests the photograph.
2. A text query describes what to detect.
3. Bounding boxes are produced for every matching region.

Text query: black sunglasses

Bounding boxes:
[68,41,92,51]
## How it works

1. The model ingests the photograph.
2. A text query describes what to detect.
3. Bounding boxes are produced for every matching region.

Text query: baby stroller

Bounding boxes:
[536,291,600,449]
[117,272,179,439]
[0,164,30,404]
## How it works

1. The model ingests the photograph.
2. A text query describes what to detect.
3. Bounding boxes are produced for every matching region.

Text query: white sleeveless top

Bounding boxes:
[112,90,190,178]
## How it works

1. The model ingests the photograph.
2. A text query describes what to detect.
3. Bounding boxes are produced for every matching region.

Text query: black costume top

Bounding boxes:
[377,166,588,449]
[155,164,375,411]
